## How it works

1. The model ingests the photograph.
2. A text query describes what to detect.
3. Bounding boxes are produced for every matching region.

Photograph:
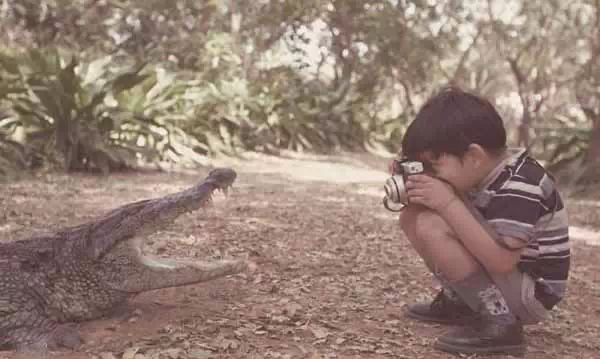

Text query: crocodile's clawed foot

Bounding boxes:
[47,324,83,350]
[13,324,82,354]
[16,341,49,354]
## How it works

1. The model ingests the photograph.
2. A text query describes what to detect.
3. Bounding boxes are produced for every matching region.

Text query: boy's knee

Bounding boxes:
[400,206,454,242]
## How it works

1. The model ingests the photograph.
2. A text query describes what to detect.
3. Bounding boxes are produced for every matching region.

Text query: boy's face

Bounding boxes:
[418,151,481,193]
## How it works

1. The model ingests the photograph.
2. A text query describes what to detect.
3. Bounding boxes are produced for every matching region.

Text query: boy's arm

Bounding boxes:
[438,198,524,274]
[405,174,526,274]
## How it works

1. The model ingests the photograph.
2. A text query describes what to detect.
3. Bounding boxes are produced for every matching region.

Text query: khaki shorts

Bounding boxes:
[489,270,548,325]
[461,201,549,324]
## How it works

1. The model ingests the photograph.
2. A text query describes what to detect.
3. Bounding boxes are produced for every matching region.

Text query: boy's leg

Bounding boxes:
[399,205,526,356]
[399,205,483,279]
[399,205,478,324]
[489,270,548,325]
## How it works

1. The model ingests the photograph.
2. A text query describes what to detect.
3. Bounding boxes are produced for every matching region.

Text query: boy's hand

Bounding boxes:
[405,174,459,212]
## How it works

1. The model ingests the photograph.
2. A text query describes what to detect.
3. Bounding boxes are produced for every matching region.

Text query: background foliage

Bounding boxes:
[1,0,599,184]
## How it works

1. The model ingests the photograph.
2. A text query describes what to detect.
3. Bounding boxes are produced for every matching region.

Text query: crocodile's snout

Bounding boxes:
[207,168,237,189]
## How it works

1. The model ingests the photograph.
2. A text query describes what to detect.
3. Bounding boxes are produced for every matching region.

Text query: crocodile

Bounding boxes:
[0,168,253,351]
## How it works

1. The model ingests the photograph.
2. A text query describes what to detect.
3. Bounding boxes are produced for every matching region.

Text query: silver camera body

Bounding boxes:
[383,160,424,211]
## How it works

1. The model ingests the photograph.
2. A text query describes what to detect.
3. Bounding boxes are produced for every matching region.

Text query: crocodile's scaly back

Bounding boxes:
[0,168,252,351]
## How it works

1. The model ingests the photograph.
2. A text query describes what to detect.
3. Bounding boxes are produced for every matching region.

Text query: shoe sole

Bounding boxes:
[404,309,477,326]
[434,340,526,357]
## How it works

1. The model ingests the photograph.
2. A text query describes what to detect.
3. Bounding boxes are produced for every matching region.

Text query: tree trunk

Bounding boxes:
[577,118,600,184]
[517,112,532,148]
[585,119,600,163]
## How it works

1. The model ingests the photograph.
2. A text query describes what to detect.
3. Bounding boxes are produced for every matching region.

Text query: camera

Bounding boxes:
[383,160,424,211]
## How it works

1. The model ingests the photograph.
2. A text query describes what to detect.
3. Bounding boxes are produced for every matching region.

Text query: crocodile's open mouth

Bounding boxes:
[207,186,230,203]
[200,185,232,210]
[135,185,232,268]
[99,168,243,292]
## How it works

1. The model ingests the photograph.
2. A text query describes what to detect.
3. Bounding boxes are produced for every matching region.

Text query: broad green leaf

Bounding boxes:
[0,85,26,98]
[82,55,113,86]
[28,79,67,123]
[145,69,176,101]
[28,49,58,74]
[0,53,20,74]
[111,63,150,94]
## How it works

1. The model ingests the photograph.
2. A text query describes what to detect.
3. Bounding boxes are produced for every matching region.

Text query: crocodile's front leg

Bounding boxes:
[15,324,83,352]
[1,255,114,351]
[0,289,82,351]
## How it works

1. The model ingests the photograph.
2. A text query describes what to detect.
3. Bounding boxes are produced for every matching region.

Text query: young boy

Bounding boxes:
[397,87,569,356]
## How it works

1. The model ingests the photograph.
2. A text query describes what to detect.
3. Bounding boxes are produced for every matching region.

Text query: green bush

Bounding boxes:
[0,50,177,173]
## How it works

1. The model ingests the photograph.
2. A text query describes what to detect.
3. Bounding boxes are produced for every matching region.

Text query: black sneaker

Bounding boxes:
[434,320,526,357]
[405,290,479,325]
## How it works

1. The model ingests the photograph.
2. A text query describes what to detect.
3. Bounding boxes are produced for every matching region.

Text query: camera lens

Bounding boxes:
[384,182,392,197]
[384,176,403,204]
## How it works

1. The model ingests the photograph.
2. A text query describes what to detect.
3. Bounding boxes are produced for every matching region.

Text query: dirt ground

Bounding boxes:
[1,152,599,359]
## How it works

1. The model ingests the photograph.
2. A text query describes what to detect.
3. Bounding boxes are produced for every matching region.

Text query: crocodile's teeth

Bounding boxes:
[201,193,212,206]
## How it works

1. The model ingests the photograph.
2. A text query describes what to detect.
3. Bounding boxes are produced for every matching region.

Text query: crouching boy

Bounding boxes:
[397,87,570,356]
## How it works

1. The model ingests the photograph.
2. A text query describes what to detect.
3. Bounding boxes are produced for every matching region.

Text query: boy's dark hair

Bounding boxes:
[401,87,507,159]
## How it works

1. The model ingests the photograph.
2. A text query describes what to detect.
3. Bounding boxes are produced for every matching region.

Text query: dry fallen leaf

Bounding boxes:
[98,353,117,359]
[187,349,215,358]
[122,347,140,359]
[310,325,330,340]
[283,303,303,318]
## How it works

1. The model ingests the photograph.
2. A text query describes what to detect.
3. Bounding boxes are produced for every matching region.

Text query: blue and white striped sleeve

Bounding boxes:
[485,175,550,247]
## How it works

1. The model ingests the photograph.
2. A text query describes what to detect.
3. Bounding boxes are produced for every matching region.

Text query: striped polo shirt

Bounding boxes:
[468,148,570,309]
